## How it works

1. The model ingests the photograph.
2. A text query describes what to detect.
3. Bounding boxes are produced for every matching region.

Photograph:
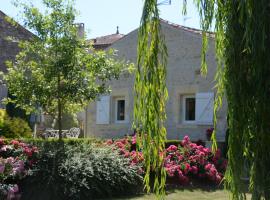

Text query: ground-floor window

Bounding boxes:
[182,95,196,123]
[181,92,214,125]
[115,98,125,122]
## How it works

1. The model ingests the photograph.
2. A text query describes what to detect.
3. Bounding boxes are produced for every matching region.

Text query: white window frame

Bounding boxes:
[115,97,126,123]
[182,95,196,124]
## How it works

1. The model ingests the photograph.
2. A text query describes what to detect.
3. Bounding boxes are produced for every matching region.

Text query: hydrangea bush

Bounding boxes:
[106,135,227,186]
[0,139,38,199]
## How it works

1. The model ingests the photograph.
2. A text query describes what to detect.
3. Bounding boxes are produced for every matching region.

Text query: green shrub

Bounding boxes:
[19,140,143,200]
[0,117,32,138]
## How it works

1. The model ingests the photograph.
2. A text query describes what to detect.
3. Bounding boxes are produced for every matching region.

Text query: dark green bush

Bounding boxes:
[19,140,143,200]
[0,117,32,138]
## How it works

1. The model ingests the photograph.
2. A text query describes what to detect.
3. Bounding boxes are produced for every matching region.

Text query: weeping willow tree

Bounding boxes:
[134,0,168,198]
[136,0,270,199]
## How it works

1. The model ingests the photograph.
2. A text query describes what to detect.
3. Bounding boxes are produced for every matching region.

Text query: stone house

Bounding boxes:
[0,11,34,109]
[84,20,227,141]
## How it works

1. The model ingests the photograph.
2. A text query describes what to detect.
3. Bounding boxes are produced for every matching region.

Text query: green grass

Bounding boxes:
[114,189,251,200]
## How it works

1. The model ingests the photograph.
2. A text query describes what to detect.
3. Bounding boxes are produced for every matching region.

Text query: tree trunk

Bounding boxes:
[58,99,62,139]
[57,74,62,140]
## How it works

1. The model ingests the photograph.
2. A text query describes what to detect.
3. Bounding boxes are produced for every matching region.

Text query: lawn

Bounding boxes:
[115,189,251,200]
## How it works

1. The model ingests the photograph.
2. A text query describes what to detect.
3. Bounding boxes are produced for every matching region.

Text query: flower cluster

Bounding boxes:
[105,136,144,174]
[106,135,227,185]
[0,139,38,199]
[164,136,226,185]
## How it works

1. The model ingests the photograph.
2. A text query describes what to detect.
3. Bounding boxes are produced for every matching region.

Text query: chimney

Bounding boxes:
[116,26,119,34]
[75,23,85,38]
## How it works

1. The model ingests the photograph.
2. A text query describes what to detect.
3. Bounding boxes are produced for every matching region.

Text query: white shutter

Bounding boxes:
[195,92,214,125]
[96,95,110,124]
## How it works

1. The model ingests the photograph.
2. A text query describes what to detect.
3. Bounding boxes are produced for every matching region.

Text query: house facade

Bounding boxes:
[84,20,227,141]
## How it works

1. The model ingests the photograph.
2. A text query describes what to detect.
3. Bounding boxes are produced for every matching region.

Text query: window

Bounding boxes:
[181,93,214,125]
[182,95,196,123]
[115,98,125,122]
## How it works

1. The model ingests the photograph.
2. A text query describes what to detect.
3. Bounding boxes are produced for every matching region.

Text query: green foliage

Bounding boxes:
[0,109,6,127]
[4,0,131,135]
[19,140,143,200]
[134,0,168,198]
[0,115,32,138]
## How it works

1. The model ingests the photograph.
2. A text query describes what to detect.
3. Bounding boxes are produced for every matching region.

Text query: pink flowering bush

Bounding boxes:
[164,136,227,185]
[106,135,227,186]
[0,138,38,199]
[105,137,144,174]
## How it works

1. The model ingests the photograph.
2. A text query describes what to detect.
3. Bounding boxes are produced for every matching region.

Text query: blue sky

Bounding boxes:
[0,0,201,38]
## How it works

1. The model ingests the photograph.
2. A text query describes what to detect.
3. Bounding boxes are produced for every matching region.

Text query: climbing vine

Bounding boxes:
[137,0,270,199]
[134,0,168,198]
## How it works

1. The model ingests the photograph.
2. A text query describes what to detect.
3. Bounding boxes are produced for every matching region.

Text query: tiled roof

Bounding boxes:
[88,33,124,50]
[160,18,215,38]
[89,19,214,51]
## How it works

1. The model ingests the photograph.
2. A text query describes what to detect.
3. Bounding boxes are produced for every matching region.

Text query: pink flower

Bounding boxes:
[181,136,190,146]
[11,184,19,193]
[204,163,212,171]
[203,148,211,154]
[11,140,20,148]
[6,157,14,164]
[210,166,217,175]
[216,175,222,183]
[167,145,178,152]
[177,155,183,161]
[199,151,206,157]
[189,143,197,149]
[131,136,136,145]
[191,166,198,174]
[115,141,125,149]
[182,163,190,174]
[13,160,25,175]
[24,147,33,157]
[197,145,204,151]
[166,165,180,177]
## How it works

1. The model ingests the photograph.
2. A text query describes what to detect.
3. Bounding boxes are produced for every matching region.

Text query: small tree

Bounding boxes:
[4,0,131,138]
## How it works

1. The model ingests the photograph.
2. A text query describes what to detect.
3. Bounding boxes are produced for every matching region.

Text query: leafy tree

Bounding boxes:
[138,0,270,199]
[4,0,131,137]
